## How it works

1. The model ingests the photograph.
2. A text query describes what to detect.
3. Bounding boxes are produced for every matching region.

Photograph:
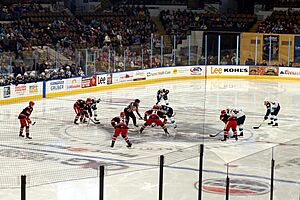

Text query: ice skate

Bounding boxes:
[126,141,132,148]
[221,135,228,141]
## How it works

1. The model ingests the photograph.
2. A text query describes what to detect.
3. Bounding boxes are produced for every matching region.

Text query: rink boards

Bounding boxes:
[1,65,300,104]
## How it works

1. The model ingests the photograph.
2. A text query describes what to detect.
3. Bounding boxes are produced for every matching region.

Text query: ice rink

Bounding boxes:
[0,78,299,200]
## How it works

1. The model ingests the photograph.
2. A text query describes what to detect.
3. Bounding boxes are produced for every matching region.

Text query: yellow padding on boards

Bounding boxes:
[0,95,42,105]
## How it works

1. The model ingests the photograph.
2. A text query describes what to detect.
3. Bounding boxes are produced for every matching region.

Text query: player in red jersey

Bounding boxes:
[220,110,238,141]
[110,112,132,148]
[139,105,169,136]
[18,101,35,139]
[73,99,90,124]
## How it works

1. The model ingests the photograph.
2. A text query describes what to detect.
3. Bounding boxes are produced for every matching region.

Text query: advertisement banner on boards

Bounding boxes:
[249,66,279,76]
[145,68,173,80]
[112,71,134,84]
[15,85,27,96]
[97,74,108,85]
[65,78,81,90]
[48,80,65,92]
[208,66,249,76]
[3,86,10,98]
[279,67,300,77]
[81,76,97,88]
[28,84,39,94]
[133,70,146,81]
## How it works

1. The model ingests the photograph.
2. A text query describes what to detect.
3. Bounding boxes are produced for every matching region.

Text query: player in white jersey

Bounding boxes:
[156,89,169,105]
[264,100,280,127]
[160,104,177,128]
[229,108,246,136]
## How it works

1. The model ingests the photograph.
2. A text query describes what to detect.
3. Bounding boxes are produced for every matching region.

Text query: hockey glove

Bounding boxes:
[264,116,268,120]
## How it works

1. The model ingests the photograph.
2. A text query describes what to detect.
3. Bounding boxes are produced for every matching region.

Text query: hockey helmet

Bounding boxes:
[120,112,125,118]
[135,99,140,103]
[152,105,160,110]
[221,110,226,115]
[29,101,35,107]
[264,98,269,105]
[86,98,92,104]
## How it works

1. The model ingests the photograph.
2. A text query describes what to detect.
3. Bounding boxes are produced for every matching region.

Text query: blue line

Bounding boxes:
[0,143,299,185]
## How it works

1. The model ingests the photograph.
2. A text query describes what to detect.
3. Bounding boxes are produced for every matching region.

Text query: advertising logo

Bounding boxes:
[211,67,223,75]
[97,75,107,85]
[196,178,270,195]
[173,68,178,74]
[249,66,278,76]
[29,85,39,94]
[67,79,81,89]
[224,68,248,73]
[280,69,300,76]
[15,85,26,95]
[3,86,10,98]
[82,76,97,88]
[50,80,64,91]
[190,67,203,75]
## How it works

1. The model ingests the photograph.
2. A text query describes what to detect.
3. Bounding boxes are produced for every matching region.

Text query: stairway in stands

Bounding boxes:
[151,16,172,50]
[249,20,262,32]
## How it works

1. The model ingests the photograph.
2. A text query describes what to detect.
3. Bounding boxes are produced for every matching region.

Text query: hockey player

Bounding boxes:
[228,108,246,136]
[160,104,177,128]
[156,88,169,105]
[140,105,170,136]
[86,97,101,122]
[18,101,35,139]
[73,99,90,124]
[264,99,280,127]
[220,110,238,141]
[111,112,132,148]
[124,99,143,127]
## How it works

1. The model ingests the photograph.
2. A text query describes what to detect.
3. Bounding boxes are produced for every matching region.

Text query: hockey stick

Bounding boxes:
[253,120,266,129]
[209,130,223,137]
[32,121,36,126]
[89,118,100,124]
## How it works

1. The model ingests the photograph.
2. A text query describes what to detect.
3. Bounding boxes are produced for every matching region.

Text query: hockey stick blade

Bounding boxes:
[209,130,222,137]
[90,119,100,124]
[252,120,265,129]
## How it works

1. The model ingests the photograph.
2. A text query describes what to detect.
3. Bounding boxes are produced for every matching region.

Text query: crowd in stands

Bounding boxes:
[160,9,256,41]
[1,0,300,87]
[257,9,300,34]
[0,2,53,20]
[274,0,300,7]
[0,61,84,86]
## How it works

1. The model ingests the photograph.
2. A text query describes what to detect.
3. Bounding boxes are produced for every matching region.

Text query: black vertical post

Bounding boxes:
[99,165,104,200]
[270,158,275,200]
[21,175,26,200]
[198,144,204,200]
[225,175,230,200]
[225,165,230,200]
[159,155,164,200]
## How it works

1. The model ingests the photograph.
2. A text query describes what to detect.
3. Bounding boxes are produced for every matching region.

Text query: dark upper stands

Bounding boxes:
[160,9,256,41]
[257,9,300,34]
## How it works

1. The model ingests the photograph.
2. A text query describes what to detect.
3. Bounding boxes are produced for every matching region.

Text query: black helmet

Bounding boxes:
[135,99,140,103]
